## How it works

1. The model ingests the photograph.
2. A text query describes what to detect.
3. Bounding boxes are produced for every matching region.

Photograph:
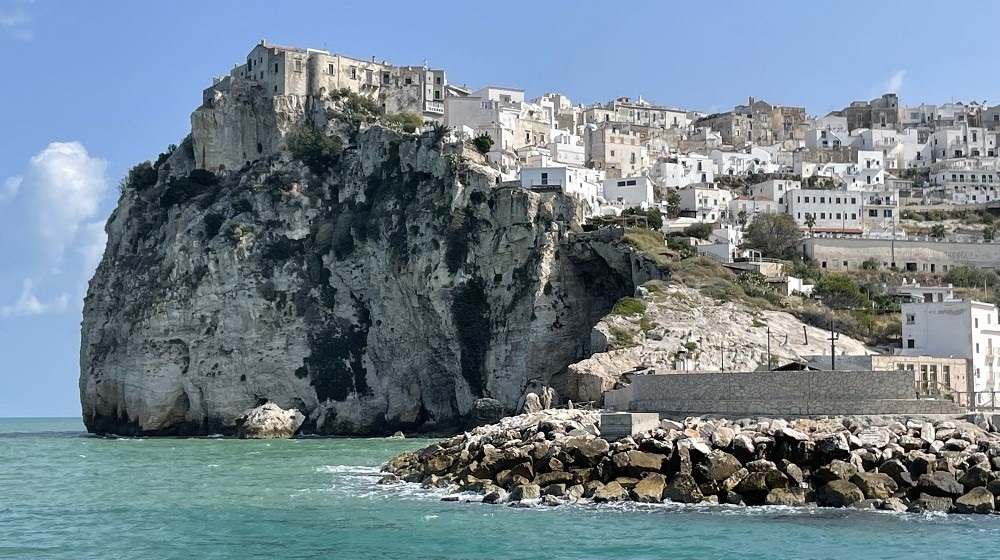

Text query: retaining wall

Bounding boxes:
[604,370,965,417]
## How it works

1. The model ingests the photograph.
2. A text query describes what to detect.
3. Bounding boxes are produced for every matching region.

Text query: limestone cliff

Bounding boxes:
[80,92,659,435]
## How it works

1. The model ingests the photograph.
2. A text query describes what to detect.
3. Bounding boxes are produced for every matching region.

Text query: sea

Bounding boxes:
[2,418,999,560]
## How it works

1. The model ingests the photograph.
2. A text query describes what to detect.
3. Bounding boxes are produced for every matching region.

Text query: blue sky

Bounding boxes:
[2,0,1000,417]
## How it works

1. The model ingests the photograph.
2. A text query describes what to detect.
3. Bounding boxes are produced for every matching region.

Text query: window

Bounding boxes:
[851,213,856,220]
[907,339,915,349]
[610,150,615,157]
[540,172,548,186]
[404,76,412,85]
[382,72,391,85]
[883,209,893,217]
[351,67,357,80]
[943,365,951,387]
[275,63,280,73]
[820,212,826,219]
[328,63,336,75]
[906,314,915,325]
[294,60,302,72]
[836,213,841,220]
[850,198,856,204]
[525,132,531,142]
[481,101,491,110]
[869,209,878,217]
[626,180,637,186]
[434,90,441,100]
[836,197,841,204]
[820,197,825,203]
[617,181,626,187]
[976,342,980,353]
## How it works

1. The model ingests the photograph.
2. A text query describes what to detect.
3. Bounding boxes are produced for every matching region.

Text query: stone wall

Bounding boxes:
[802,236,1000,272]
[604,371,966,417]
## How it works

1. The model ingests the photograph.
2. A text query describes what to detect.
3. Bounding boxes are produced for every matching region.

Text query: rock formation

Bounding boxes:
[235,402,305,439]
[80,89,661,435]
[383,411,1000,514]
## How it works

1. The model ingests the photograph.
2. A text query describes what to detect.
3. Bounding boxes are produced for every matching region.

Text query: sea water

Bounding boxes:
[1,418,999,559]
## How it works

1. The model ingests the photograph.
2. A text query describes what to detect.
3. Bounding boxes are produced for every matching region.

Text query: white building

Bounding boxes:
[746,178,800,209]
[710,147,779,176]
[602,176,653,206]
[929,159,1000,204]
[786,188,863,234]
[678,183,732,223]
[649,153,715,189]
[519,166,603,210]
[900,288,1000,395]
[729,195,781,225]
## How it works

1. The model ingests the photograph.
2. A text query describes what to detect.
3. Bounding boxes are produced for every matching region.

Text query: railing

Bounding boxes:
[915,380,1000,410]
[424,101,445,114]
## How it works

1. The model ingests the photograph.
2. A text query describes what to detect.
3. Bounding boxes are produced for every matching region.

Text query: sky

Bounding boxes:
[3,0,1000,417]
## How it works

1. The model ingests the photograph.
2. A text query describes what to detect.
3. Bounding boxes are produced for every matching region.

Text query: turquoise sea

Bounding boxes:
[2,418,1000,559]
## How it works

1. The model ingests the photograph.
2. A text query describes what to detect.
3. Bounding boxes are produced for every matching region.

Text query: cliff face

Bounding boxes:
[80,93,658,435]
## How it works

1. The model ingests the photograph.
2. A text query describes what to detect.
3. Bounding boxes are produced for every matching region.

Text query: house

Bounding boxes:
[649,153,714,188]
[519,166,604,211]
[695,97,806,147]
[710,147,779,176]
[786,188,862,234]
[678,183,732,223]
[746,178,800,209]
[929,158,1000,204]
[584,124,648,178]
[729,195,780,225]
[899,284,1000,396]
[602,176,653,206]
[832,94,899,131]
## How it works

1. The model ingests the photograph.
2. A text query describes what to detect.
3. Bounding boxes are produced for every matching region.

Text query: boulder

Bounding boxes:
[856,427,892,449]
[664,473,703,504]
[850,472,898,500]
[465,398,504,428]
[534,471,574,487]
[732,433,756,461]
[542,483,567,497]
[612,450,665,477]
[563,437,611,466]
[698,450,743,482]
[908,493,953,513]
[958,465,993,491]
[879,497,909,512]
[920,423,936,445]
[764,487,809,507]
[782,461,804,485]
[423,455,455,476]
[721,467,749,492]
[955,487,995,514]
[877,459,915,488]
[778,427,810,442]
[235,402,305,439]
[632,474,667,503]
[712,426,736,449]
[592,481,629,502]
[746,459,778,473]
[660,419,683,431]
[987,479,1000,497]
[523,393,543,414]
[816,480,864,508]
[509,483,541,502]
[736,471,787,505]
[813,460,858,483]
[815,433,850,460]
[483,488,509,504]
[915,471,964,498]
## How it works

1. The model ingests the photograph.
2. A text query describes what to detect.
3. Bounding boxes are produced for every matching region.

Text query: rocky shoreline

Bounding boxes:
[381,409,1000,514]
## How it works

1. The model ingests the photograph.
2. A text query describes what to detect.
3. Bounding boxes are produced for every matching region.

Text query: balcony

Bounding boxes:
[424,101,445,115]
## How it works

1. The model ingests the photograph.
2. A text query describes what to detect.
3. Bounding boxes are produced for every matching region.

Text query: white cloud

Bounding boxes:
[883,70,905,95]
[1,279,68,318]
[0,176,20,201]
[0,6,33,40]
[24,142,108,258]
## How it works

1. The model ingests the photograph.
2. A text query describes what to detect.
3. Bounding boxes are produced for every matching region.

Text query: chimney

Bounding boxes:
[372,55,376,63]
[749,96,755,106]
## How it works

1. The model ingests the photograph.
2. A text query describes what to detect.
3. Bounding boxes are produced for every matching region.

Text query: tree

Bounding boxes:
[930,224,946,240]
[682,222,713,240]
[814,273,869,310]
[665,190,681,219]
[286,124,343,174]
[984,225,996,242]
[741,213,802,260]
[472,133,494,154]
[623,207,662,230]
[804,213,817,236]
[861,257,881,270]
[737,209,748,231]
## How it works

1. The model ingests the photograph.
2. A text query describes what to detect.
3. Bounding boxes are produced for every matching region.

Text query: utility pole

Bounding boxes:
[828,318,839,370]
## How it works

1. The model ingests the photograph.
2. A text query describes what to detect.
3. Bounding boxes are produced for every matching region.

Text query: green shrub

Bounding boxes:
[286,124,344,174]
[612,297,647,316]
[386,111,423,133]
[473,133,494,154]
[153,145,177,170]
[944,265,998,288]
[861,257,881,270]
[682,222,714,240]
[160,177,202,208]
[126,161,158,191]
[608,326,637,349]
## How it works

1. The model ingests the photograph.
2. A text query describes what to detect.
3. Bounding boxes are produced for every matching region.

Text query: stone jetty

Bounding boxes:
[381,409,1000,514]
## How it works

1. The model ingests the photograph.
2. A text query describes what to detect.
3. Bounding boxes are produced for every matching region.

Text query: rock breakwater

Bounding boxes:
[382,410,1000,514]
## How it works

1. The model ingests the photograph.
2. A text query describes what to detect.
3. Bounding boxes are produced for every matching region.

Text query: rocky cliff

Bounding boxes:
[80,89,660,435]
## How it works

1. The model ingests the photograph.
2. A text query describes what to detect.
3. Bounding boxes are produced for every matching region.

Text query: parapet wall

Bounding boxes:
[604,370,965,417]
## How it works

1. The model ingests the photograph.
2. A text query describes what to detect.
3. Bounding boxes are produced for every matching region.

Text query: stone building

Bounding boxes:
[204,40,448,121]
[694,97,806,147]
[833,94,899,131]
[583,123,648,178]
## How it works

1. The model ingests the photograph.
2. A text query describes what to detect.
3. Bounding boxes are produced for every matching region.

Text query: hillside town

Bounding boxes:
[204,41,1000,408]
